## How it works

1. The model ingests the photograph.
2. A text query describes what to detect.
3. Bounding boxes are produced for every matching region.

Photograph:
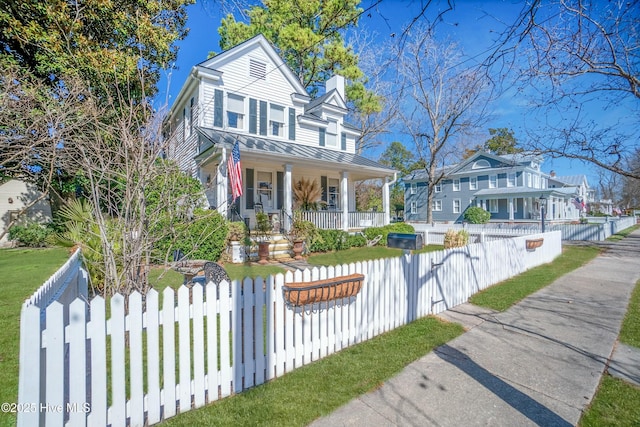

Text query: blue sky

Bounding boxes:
[156,0,628,190]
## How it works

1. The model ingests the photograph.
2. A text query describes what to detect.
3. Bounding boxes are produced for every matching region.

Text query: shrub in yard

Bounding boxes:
[346,233,367,248]
[364,223,415,246]
[443,229,469,249]
[8,222,52,247]
[309,229,350,252]
[154,209,228,262]
[463,206,490,224]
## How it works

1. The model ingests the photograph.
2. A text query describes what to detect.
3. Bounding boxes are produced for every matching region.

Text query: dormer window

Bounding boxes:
[227,94,245,129]
[270,104,284,137]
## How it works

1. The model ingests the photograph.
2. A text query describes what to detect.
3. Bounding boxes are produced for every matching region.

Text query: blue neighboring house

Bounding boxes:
[404,151,584,223]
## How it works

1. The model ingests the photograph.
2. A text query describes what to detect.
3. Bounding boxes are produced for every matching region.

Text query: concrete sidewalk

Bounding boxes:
[310,230,640,427]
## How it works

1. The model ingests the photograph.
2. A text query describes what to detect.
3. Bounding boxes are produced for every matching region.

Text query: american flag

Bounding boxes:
[228,141,243,202]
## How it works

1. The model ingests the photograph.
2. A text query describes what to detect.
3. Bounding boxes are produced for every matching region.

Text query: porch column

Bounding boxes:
[508,197,514,220]
[216,146,228,217]
[382,176,391,225]
[283,164,292,232]
[341,171,349,231]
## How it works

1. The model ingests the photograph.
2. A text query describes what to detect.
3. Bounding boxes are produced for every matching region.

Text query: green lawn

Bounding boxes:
[0,247,71,427]
[159,316,464,427]
[307,244,443,266]
[580,280,640,426]
[469,245,601,311]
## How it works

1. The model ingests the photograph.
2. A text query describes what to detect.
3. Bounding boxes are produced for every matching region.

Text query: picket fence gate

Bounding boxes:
[18,232,561,427]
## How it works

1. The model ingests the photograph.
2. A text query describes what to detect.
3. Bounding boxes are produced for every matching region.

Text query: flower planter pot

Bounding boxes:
[258,241,270,264]
[292,239,304,260]
[283,274,365,307]
[526,238,544,250]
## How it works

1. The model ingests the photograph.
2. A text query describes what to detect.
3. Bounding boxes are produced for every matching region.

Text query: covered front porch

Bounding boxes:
[194,130,396,231]
[473,188,581,222]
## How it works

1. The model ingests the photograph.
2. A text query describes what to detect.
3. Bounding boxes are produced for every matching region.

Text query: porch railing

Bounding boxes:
[300,211,386,230]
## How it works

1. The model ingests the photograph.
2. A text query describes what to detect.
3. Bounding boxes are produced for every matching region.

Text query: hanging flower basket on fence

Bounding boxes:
[283,274,365,307]
[525,238,544,250]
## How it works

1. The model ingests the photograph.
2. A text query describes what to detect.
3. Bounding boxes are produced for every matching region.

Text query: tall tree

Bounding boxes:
[0,0,193,102]
[217,0,381,121]
[463,127,522,158]
[379,141,417,215]
[484,128,521,154]
[396,26,491,223]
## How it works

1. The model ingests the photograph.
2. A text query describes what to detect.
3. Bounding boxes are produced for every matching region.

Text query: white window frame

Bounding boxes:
[434,183,442,193]
[507,172,516,187]
[489,199,498,213]
[410,201,417,214]
[326,119,338,147]
[256,171,273,209]
[269,104,285,137]
[432,199,442,211]
[469,177,477,190]
[489,175,497,189]
[327,177,340,209]
[453,179,460,191]
[453,199,461,214]
[227,94,245,129]
[410,183,417,195]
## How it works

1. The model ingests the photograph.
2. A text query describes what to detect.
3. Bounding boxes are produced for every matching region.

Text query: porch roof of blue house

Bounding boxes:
[194,127,396,179]
[474,187,577,198]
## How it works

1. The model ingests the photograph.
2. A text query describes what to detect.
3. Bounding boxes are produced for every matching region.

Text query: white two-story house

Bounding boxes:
[165,34,395,231]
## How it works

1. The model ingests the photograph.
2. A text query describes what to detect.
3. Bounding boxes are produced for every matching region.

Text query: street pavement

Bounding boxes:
[309,229,640,426]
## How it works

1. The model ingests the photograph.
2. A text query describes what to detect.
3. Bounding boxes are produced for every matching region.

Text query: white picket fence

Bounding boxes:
[23,248,88,311]
[18,232,561,427]
[551,216,637,241]
[413,215,637,243]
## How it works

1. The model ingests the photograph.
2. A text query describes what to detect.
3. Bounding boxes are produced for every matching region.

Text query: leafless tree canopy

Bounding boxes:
[395,26,491,222]
[0,66,211,296]
[487,0,640,179]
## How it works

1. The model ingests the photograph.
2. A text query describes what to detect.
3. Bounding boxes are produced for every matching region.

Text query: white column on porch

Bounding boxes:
[341,171,349,231]
[283,164,292,232]
[383,176,391,225]
[216,146,228,217]
[508,197,515,220]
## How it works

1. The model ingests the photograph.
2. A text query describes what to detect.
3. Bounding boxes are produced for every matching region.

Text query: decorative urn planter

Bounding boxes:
[292,239,304,260]
[258,241,270,264]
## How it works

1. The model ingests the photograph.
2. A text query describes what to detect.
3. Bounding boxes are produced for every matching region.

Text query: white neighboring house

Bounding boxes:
[164,34,396,231]
[548,173,590,217]
[0,179,52,247]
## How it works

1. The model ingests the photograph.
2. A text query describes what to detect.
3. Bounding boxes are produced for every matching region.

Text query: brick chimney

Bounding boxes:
[550,170,556,177]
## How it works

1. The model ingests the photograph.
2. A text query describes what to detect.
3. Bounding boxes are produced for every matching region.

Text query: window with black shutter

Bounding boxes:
[214,89,223,127]
[245,168,255,209]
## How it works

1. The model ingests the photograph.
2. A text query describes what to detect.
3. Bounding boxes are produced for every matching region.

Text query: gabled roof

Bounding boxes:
[170,34,308,115]
[198,34,308,95]
[448,150,540,175]
[305,89,347,114]
[404,151,544,182]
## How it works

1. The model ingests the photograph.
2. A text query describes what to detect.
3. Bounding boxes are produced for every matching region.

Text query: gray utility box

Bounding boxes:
[387,233,423,250]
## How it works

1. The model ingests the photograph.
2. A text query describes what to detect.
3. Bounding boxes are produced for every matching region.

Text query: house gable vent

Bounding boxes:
[250,59,266,80]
